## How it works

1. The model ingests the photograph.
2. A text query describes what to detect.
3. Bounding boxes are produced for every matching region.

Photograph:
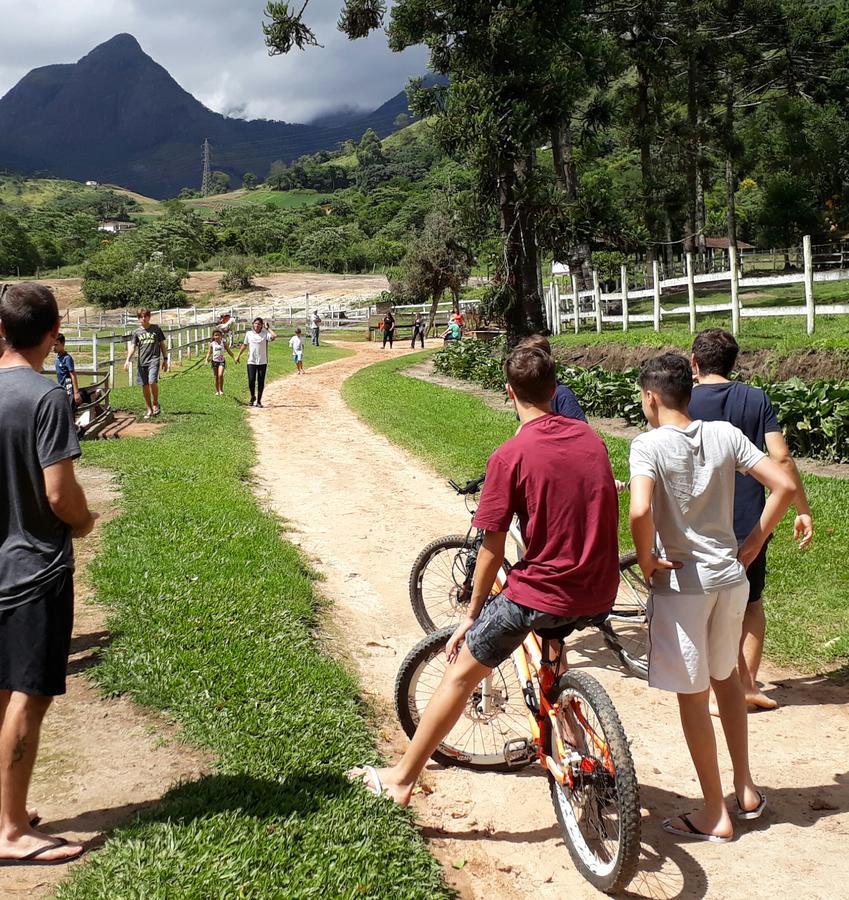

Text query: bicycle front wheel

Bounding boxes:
[394,627,533,772]
[548,670,641,894]
[600,552,650,680]
[409,534,474,633]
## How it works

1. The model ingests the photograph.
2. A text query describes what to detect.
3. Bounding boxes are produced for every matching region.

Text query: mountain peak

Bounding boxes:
[82,33,145,62]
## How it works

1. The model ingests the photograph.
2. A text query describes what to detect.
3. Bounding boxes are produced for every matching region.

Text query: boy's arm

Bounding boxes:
[738,457,797,567]
[69,369,81,403]
[628,475,682,584]
[159,338,169,372]
[445,530,507,662]
[125,337,136,367]
[764,430,813,548]
[44,459,98,538]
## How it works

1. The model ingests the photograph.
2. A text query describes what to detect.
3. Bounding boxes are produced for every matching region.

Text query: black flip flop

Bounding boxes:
[0,836,85,867]
[662,813,732,844]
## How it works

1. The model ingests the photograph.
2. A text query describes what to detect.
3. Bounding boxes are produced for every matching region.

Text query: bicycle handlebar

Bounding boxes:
[448,473,487,496]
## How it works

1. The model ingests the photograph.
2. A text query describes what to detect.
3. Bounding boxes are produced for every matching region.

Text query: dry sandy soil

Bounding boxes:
[0,469,209,897]
[250,342,848,900]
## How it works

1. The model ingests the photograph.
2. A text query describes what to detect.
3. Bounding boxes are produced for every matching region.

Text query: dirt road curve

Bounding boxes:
[251,342,848,900]
[0,470,208,898]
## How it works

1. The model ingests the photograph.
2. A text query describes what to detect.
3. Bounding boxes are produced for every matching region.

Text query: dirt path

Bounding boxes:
[251,343,848,900]
[0,469,209,897]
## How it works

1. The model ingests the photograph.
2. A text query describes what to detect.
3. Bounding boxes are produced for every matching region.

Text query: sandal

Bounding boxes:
[662,814,732,844]
[736,790,767,820]
[0,836,85,867]
[346,765,386,798]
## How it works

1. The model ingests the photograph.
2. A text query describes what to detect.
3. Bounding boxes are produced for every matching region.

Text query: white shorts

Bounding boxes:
[647,581,748,693]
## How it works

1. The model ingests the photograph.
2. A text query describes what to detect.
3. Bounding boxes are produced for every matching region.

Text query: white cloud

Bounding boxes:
[0,0,429,122]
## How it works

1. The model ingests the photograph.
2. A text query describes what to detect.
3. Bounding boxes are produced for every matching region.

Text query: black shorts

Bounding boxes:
[0,572,74,696]
[746,541,769,604]
[211,360,225,370]
[465,592,608,668]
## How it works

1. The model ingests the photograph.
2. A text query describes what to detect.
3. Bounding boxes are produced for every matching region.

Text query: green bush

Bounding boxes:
[434,341,849,461]
[82,240,187,309]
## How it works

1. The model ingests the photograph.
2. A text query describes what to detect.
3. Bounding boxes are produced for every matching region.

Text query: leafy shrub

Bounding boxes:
[82,241,187,309]
[434,342,849,461]
[219,256,259,291]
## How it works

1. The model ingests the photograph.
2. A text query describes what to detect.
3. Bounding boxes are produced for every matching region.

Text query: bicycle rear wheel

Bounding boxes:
[394,627,533,772]
[548,670,641,894]
[600,552,650,680]
[408,535,475,634]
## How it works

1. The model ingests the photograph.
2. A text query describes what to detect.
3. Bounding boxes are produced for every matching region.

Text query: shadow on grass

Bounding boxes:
[44,771,349,839]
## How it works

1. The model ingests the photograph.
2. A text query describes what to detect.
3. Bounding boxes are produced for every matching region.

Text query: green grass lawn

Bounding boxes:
[58,343,448,898]
[185,188,330,211]
[344,354,848,676]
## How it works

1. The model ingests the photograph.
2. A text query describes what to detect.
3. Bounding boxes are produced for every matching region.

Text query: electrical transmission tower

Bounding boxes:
[201,138,212,196]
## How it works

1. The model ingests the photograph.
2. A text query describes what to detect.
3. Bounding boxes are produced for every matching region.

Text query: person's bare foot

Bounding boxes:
[665,807,733,841]
[746,690,778,710]
[346,766,413,806]
[0,827,85,863]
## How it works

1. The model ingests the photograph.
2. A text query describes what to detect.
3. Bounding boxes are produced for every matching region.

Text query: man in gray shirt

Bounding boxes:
[629,354,794,845]
[0,282,97,864]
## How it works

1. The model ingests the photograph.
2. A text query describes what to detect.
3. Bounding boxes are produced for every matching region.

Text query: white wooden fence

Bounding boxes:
[546,236,845,337]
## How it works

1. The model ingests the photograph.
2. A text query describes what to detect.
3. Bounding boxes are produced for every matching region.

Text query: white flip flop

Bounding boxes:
[347,765,384,797]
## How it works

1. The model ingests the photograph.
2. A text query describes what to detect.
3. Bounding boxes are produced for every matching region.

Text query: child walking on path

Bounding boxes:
[348,344,621,804]
[289,328,305,375]
[688,329,813,712]
[628,354,795,843]
[205,329,236,396]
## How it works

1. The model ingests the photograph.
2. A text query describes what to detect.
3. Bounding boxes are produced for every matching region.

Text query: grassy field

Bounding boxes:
[343,354,848,675]
[58,343,448,898]
[184,188,331,211]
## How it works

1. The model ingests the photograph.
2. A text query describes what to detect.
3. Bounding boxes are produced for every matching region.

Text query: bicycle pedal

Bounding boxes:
[503,738,535,766]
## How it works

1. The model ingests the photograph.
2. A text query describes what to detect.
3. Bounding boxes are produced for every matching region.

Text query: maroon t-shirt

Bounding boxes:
[473,414,620,617]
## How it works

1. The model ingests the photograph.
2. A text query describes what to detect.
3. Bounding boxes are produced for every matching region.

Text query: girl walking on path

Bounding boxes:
[410,312,425,349]
[382,312,396,349]
[236,318,276,408]
[205,329,236,396]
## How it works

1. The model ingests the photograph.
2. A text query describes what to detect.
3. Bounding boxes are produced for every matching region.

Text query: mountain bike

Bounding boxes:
[395,621,641,893]
[409,475,650,679]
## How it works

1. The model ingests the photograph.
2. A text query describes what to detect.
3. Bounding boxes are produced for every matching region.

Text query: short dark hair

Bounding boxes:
[638,353,693,410]
[692,328,739,377]
[253,317,264,325]
[137,307,151,318]
[0,282,60,349]
[56,332,66,344]
[504,345,556,405]
[518,334,553,356]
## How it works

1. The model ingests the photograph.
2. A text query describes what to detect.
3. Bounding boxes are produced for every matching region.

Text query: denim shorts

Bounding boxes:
[465,593,607,668]
[136,358,161,385]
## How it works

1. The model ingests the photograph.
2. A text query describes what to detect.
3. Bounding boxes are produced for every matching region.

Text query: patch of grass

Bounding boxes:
[58,343,448,899]
[185,189,330,211]
[344,355,848,674]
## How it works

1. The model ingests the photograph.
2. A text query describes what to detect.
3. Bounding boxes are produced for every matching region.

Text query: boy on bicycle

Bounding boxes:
[628,354,795,842]
[349,344,621,804]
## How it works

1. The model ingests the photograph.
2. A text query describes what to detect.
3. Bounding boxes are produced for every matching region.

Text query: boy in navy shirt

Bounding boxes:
[689,329,813,711]
[53,333,81,407]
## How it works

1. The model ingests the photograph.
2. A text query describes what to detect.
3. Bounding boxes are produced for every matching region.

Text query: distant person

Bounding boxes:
[125,308,168,419]
[411,312,426,349]
[629,353,794,843]
[289,328,305,375]
[0,282,97,864]
[441,320,461,344]
[382,311,396,349]
[689,328,813,712]
[310,311,322,347]
[205,328,236,396]
[53,333,81,408]
[519,335,587,422]
[236,317,276,407]
[217,312,236,346]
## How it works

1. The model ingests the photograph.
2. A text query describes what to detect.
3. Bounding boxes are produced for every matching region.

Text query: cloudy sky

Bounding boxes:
[0,0,429,122]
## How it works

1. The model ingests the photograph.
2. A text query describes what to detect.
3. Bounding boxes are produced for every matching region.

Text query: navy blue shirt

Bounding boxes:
[54,351,75,389]
[553,383,587,422]
[688,381,781,541]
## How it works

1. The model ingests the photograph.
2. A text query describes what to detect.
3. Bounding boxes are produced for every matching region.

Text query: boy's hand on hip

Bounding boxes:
[794,513,813,549]
[639,555,682,585]
[445,617,475,664]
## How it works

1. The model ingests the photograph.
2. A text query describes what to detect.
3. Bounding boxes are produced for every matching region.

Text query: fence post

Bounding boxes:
[127,340,133,386]
[592,270,603,334]
[652,260,661,332]
[91,334,98,375]
[620,265,629,333]
[109,340,115,389]
[554,280,561,335]
[729,245,740,336]
[193,306,198,326]
[571,276,580,334]
[168,335,173,371]
[178,327,183,365]
[803,234,815,335]
[686,252,696,334]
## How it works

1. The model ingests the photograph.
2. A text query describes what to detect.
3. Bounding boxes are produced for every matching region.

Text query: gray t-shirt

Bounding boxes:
[629,420,765,595]
[0,366,81,609]
[133,324,166,367]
